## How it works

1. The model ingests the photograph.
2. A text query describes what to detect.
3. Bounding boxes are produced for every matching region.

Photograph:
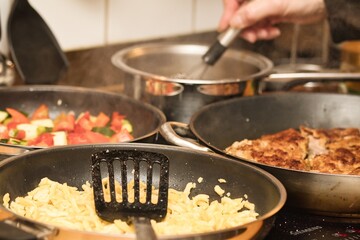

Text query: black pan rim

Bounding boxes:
[0,85,167,144]
[0,142,286,239]
[189,92,360,178]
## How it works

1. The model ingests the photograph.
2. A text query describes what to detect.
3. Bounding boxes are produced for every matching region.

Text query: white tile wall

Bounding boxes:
[0,0,224,53]
[107,0,193,44]
[194,0,223,32]
[29,0,106,51]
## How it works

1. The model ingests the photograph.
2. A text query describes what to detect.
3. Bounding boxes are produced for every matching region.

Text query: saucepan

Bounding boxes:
[0,85,166,159]
[111,43,360,122]
[0,143,286,239]
[160,92,360,217]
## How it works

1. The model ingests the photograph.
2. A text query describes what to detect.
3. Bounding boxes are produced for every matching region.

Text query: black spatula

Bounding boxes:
[7,0,68,84]
[91,149,169,240]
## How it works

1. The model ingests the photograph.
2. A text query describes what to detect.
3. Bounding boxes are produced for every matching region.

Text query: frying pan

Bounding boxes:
[160,92,360,217]
[0,85,166,158]
[0,143,286,240]
[7,0,69,84]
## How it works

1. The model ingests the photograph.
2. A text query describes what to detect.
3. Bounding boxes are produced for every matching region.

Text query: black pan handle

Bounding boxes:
[0,213,56,240]
[0,221,37,240]
[159,122,212,152]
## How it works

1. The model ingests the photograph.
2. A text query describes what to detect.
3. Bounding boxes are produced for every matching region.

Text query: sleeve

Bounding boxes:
[324,0,360,43]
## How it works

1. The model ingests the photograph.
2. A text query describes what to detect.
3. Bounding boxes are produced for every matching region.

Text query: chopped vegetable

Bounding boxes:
[1,105,134,147]
[31,104,49,120]
[121,119,133,133]
[6,108,29,124]
[91,126,115,137]
[0,111,9,123]
[52,131,67,146]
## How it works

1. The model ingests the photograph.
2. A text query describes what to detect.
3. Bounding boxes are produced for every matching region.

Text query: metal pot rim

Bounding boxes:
[112,43,274,85]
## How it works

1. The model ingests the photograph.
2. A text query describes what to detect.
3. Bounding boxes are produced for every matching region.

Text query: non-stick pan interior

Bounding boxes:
[0,144,285,222]
[0,85,165,140]
[189,92,360,216]
[191,92,360,151]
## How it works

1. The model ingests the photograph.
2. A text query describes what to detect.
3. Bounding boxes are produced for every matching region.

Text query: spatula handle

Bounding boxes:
[133,217,158,240]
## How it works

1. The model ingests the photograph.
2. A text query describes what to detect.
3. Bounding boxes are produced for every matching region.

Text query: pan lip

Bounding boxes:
[0,142,286,239]
[111,42,274,85]
[191,91,360,116]
[222,151,360,177]
[189,91,360,178]
[0,84,166,143]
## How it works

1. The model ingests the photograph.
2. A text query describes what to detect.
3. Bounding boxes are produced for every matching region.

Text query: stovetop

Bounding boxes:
[265,208,360,240]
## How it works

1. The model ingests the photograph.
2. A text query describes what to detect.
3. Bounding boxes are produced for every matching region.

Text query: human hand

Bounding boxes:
[218,0,326,42]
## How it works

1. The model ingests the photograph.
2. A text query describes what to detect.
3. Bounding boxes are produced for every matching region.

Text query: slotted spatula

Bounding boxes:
[91,149,169,240]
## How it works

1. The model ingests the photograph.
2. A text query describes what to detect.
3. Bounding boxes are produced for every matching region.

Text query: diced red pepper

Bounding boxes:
[94,112,110,127]
[31,104,49,120]
[67,132,90,145]
[110,129,134,143]
[54,113,75,132]
[75,112,93,132]
[6,108,29,124]
[6,122,19,130]
[28,133,54,147]
[84,131,110,143]
[67,131,110,144]
[110,112,125,131]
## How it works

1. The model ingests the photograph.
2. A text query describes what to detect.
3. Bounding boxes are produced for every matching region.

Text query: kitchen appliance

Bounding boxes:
[0,85,166,159]
[112,43,360,123]
[0,143,286,239]
[266,208,360,239]
[160,92,360,217]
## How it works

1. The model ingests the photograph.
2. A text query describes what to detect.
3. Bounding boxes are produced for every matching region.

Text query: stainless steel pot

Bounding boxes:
[112,43,360,123]
[112,43,273,123]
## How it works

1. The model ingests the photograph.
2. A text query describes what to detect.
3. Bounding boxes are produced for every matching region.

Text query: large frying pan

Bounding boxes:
[160,92,360,217]
[0,85,166,158]
[0,143,286,240]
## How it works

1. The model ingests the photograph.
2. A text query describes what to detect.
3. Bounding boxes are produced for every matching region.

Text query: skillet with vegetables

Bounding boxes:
[0,104,134,147]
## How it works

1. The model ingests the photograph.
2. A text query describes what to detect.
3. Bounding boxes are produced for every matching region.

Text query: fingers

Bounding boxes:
[218,0,242,32]
[218,0,326,43]
[230,0,287,29]
[241,26,281,43]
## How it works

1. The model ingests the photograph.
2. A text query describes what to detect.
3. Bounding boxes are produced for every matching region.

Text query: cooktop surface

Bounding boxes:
[265,208,360,240]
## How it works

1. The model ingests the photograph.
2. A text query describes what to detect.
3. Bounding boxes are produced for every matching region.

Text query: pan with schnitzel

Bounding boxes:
[161,92,360,217]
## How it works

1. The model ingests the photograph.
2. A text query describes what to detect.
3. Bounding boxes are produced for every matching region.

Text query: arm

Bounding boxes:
[218,0,327,42]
